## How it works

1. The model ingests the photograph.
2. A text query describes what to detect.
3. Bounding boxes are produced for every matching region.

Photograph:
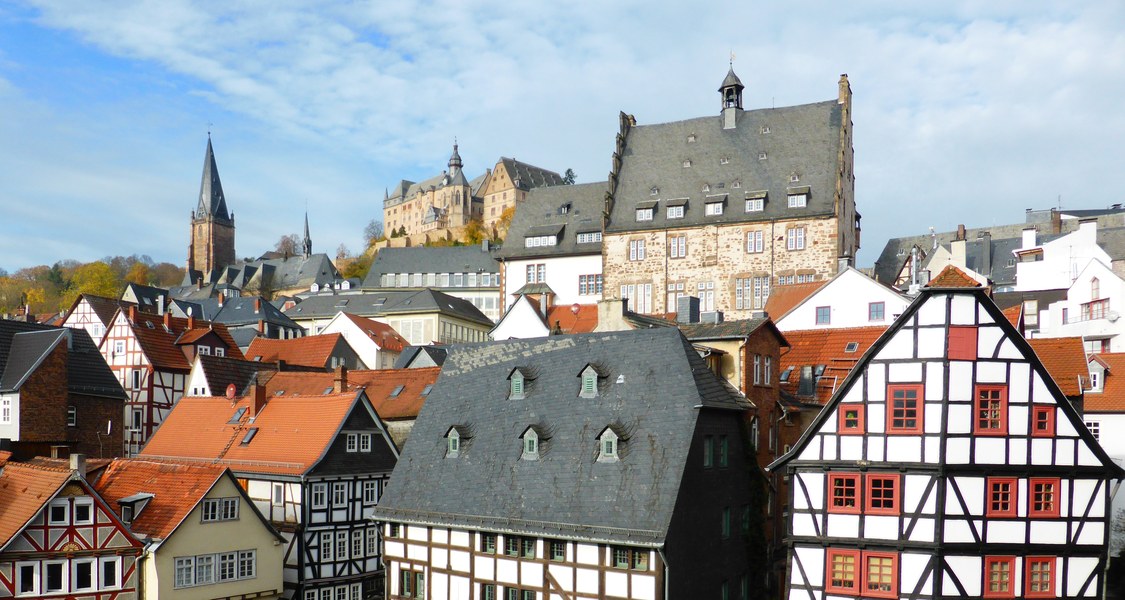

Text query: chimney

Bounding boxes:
[1022,227,1037,250]
[164,311,172,328]
[250,384,267,418]
[218,292,225,307]
[254,298,261,314]
[69,453,87,479]
[838,73,850,105]
[128,306,137,323]
[594,298,630,333]
[676,296,701,324]
[258,319,265,333]
[187,315,195,330]
[157,295,164,315]
[951,239,967,267]
[481,239,490,253]
[979,231,992,275]
[956,224,966,241]
[333,366,348,393]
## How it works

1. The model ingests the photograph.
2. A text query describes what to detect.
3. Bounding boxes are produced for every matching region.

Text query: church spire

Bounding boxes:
[197,136,231,222]
[303,212,312,258]
[448,140,462,176]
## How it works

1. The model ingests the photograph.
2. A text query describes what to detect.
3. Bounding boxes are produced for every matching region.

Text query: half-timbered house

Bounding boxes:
[138,385,398,600]
[373,328,759,600]
[0,453,142,598]
[770,266,1124,600]
[99,306,243,456]
[62,294,131,347]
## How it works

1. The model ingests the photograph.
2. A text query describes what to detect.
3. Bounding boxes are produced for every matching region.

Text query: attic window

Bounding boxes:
[687,134,696,143]
[598,429,620,462]
[702,184,710,193]
[789,174,800,183]
[780,367,793,382]
[650,187,659,196]
[323,387,333,394]
[845,342,859,353]
[509,368,534,400]
[683,160,692,168]
[732,181,741,189]
[145,321,154,329]
[421,384,433,396]
[760,126,771,134]
[720,157,730,165]
[447,429,461,458]
[390,385,405,397]
[579,365,604,398]
[788,194,808,208]
[228,407,246,424]
[522,428,540,460]
[758,152,767,160]
[897,248,907,256]
[559,203,571,215]
[240,427,259,445]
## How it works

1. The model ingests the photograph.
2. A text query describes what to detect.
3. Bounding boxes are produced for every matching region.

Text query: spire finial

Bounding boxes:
[729,50,735,67]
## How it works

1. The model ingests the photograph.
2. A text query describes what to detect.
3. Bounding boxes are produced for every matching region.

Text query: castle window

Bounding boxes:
[974,385,1008,435]
[1026,557,1056,598]
[1029,478,1061,517]
[827,473,861,514]
[887,384,923,434]
[986,478,1017,517]
[838,405,864,434]
[984,556,1015,598]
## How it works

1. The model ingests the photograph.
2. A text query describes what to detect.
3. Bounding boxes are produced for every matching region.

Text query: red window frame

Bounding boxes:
[887,384,924,434]
[825,549,860,594]
[974,385,1008,436]
[1029,478,1061,517]
[948,326,978,360]
[983,556,1016,598]
[827,473,862,514]
[838,405,865,435]
[1025,556,1056,598]
[865,473,901,515]
[1031,406,1055,437]
[986,478,1018,517]
[862,551,898,599]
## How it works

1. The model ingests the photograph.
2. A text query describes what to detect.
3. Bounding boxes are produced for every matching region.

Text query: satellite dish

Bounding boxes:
[571,303,580,315]
[226,383,237,399]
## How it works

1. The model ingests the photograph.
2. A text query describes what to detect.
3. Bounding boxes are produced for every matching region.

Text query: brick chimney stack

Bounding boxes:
[164,312,172,328]
[333,366,348,393]
[69,453,87,479]
[250,384,267,418]
[128,306,137,323]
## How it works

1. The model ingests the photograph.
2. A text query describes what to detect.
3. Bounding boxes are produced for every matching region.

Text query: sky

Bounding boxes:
[1,1,1124,274]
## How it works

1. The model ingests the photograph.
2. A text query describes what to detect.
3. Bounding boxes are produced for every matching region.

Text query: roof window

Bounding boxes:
[650,186,659,196]
[521,426,546,461]
[758,152,767,160]
[687,134,696,143]
[683,160,692,168]
[780,367,793,382]
[421,384,433,396]
[228,407,246,424]
[446,425,470,458]
[760,126,771,134]
[509,367,535,400]
[240,427,259,445]
[845,342,859,353]
[390,385,405,397]
[720,157,730,165]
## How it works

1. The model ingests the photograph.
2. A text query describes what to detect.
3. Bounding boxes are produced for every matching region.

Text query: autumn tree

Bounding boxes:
[462,217,487,245]
[60,261,120,309]
[364,219,385,246]
[275,234,302,256]
[150,263,185,287]
[125,262,151,285]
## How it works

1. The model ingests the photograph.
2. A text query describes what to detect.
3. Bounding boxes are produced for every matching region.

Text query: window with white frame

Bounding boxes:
[666,282,686,312]
[698,281,715,311]
[735,277,770,310]
[636,208,653,221]
[74,497,94,525]
[525,264,546,283]
[745,198,764,212]
[366,527,378,556]
[312,483,327,508]
[667,205,684,219]
[363,480,378,505]
[360,433,371,452]
[579,274,603,295]
[598,429,620,462]
[524,235,557,248]
[100,557,121,590]
[352,530,363,558]
[67,405,76,427]
[705,201,724,216]
[786,227,806,250]
[746,230,763,253]
[346,433,358,452]
[628,239,646,261]
[332,482,347,506]
[336,531,348,560]
[321,532,334,561]
[620,283,652,314]
[16,561,38,596]
[577,232,602,244]
[669,236,687,258]
[48,499,68,525]
[787,194,807,208]
[1087,420,1101,441]
[71,558,96,592]
[1,397,11,424]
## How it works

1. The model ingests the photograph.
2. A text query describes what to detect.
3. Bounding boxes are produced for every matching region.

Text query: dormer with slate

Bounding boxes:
[770,273,1123,600]
[521,425,549,461]
[445,425,470,458]
[596,424,626,463]
[578,363,606,398]
[508,367,534,399]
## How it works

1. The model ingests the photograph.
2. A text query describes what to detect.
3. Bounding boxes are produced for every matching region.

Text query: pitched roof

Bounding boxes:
[1002,304,1023,328]
[122,283,170,312]
[0,460,73,547]
[380,289,493,326]
[679,317,788,346]
[140,390,387,476]
[124,311,244,370]
[93,459,226,540]
[196,355,279,396]
[261,367,441,420]
[393,346,449,369]
[926,265,982,288]
[363,246,499,288]
[496,182,607,260]
[778,326,887,403]
[0,329,66,392]
[0,321,125,399]
[1027,337,1088,397]
[284,292,410,320]
[762,281,829,320]
[245,334,344,369]
[69,294,132,325]
[1087,352,1125,412]
[373,328,749,544]
[494,157,564,191]
[197,137,231,222]
[339,313,408,352]
[545,304,599,334]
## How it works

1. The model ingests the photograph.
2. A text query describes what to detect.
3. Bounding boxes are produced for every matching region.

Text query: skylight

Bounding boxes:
[421,385,433,396]
[390,385,405,397]
[845,342,859,353]
[228,407,247,424]
[240,427,259,445]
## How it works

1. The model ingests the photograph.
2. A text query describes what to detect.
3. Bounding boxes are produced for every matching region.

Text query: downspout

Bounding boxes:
[657,547,670,600]
[137,538,157,599]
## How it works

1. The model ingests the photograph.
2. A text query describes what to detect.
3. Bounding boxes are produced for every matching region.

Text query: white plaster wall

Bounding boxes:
[504,255,603,311]
[0,392,19,440]
[1041,259,1125,350]
[1015,222,1108,292]
[776,268,909,330]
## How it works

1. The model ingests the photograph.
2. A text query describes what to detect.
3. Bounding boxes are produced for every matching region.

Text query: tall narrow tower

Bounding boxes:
[187,136,236,280]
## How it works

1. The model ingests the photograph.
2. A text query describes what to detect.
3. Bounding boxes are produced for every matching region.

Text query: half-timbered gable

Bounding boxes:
[771,269,1123,600]
[62,294,130,346]
[374,328,758,600]
[0,455,142,599]
[139,386,398,600]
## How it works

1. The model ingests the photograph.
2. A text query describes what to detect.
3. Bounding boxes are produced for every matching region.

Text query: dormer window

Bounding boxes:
[508,368,534,399]
[758,152,767,160]
[687,134,696,143]
[650,186,659,196]
[598,428,621,462]
[578,364,606,398]
[522,428,540,460]
[511,373,524,398]
[447,429,461,457]
[683,160,692,168]
[788,194,807,208]
[705,199,725,216]
[636,208,653,221]
[702,184,710,193]
[720,157,730,165]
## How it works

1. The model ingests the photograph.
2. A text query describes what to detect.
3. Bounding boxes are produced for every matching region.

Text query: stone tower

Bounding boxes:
[187,136,236,280]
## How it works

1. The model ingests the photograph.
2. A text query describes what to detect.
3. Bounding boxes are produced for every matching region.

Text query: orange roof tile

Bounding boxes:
[262,367,440,420]
[1027,337,1088,397]
[1002,304,1022,328]
[0,461,73,545]
[763,281,828,320]
[341,313,409,353]
[127,311,244,370]
[245,334,343,369]
[93,459,226,540]
[545,304,599,334]
[1085,352,1125,412]
[926,265,982,288]
[779,326,888,404]
[140,391,361,476]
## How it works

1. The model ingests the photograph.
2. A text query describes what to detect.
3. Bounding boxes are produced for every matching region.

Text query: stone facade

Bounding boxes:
[479,157,564,230]
[383,144,483,238]
[187,137,236,278]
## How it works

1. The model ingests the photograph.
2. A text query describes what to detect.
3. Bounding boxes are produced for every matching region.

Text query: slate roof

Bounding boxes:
[190,296,303,330]
[380,289,493,326]
[493,157,564,191]
[93,459,228,540]
[363,246,499,289]
[196,137,231,222]
[1026,337,1089,397]
[284,293,410,320]
[122,283,169,313]
[679,317,788,346]
[393,346,449,369]
[124,311,244,370]
[872,227,1034,288]
[140,390,387,476]
[262,367,440,420]
[763,281,828,320]
[373,328,749,545]
[177,254,341,297]
[778,326,887,404]
[607,95,844,233]
[338,313,409,352]
[196,355,279,396]
[496,182,607,260]
[1085,353,1125,412]
[0,321,125,399]
[245,334,345,369]
[0,458,74,547]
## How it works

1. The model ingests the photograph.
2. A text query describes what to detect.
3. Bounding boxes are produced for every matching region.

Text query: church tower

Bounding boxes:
[187,136,236,280]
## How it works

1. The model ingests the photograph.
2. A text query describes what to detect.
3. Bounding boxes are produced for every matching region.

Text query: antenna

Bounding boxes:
[107,420,112,435]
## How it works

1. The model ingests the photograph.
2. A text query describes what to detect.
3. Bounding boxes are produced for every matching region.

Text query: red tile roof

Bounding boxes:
[1085,352,1125,412]
[93,459,226,540]
[127,311,244,370]
[926,265,982,288]
[0,460,73,546]
[545,304,599,334]
[1002,304,1022,328]
[245,334,343,369]
[140,391,362,476]
[1027,337,1088,397]
[261,367,440,420]
[779,326,888,404]
[763,281,828,320]
[341,313,409,352]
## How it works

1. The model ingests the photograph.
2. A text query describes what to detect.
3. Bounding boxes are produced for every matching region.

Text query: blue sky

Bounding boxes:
[2,1,1124,273]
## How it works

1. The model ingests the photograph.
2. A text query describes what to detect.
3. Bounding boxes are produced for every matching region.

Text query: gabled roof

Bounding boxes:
[140,389,395,476]
[926,264,983,288]
[380,289,493,326]
[122,283,170,312]
[1085,353,1125,412]
[496,182,607,260]
[1027,337,1088,397]
[763,281,828,320]
[777,326,887,404]
[393,345,449,369]
[338,313,408,352]
[67,294,132,326]
[679,316,788,346]
[121,310,244,370]
[362,246,499,289]
[493,157,564,191]
[199,296,303,330]
[0,321,125,399]
[195,355,279,396]
[284,292,410,320]
[261,367,441,420]
[0,459,74,548]
[0,329,67,392]
[93,459,228,540]
[373,328,749,545]
[245,334,345,369]
[196,137,231,222]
